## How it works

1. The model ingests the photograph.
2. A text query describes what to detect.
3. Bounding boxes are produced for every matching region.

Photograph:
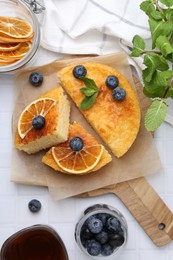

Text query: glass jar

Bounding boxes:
[0,224,69,260]
[75,204,128,259]
[0,0,43,73]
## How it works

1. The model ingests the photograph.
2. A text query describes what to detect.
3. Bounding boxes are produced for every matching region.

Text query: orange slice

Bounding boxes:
[51,124,104,175]
[52,144,103,174]
[18,98,57,139]
[0,16,33,38]
[0,41,31,60]
[0,32,34,43]
[0,42,21,51]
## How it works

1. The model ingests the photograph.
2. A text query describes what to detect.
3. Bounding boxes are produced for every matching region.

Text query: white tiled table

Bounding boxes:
[0,47,173,260]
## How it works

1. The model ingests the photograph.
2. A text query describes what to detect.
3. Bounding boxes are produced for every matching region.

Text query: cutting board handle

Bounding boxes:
[114,177,173,247]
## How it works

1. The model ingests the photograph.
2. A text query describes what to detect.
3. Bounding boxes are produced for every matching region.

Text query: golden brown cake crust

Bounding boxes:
[15,88,63,145]
[42,122,112,175]
[58,62,141,157]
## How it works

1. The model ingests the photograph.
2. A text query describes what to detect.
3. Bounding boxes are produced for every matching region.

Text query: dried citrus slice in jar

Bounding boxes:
[0,32,34,43]
[0,16,33,38]
[0,42,21,51]
[18,98,57,139]
[52,123,104,174]
[0,41,31,60]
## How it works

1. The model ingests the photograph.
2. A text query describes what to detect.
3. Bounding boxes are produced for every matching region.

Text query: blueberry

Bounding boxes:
[29,72,43,86]
[106,217,122,233]
[86,240,101,256]
[96,213,111,226]
[80,226,93,240]
[73,65,87,78]
[105,75,119,89]
[109,233,125,248]
[101,244,114,256]
[70,137,84,152]
[112,87,126,101]
[95,231,109,244]
[28,199,41,213]
[87,217,103,234]
[32,115,45,129]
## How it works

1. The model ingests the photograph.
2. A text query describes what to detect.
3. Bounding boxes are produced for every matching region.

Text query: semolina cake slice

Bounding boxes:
[58,63,141,158]
[14,87,70,154]
[42,122,112,175]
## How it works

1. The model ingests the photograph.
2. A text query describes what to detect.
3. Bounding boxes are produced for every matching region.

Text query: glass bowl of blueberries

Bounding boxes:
[75,204,127,259]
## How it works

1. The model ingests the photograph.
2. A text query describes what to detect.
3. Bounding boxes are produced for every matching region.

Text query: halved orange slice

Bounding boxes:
[0,41,31,60]
[18,98,57,139]
[0,42,21,51]
[0,16,33,38]
[52,145,103,174]
[51,123,104,174]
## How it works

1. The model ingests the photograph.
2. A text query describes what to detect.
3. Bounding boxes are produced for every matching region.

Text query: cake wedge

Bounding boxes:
[42,122,112,175]
[58,63,141,158]
[14,87,70,154]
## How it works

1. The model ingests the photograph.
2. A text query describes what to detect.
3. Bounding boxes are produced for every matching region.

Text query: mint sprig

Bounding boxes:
[131,0,173,131]
[79,76,99,110]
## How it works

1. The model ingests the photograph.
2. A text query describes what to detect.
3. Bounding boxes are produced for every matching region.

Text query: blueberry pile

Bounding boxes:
[80,213,125,257]
[105,75,126,101]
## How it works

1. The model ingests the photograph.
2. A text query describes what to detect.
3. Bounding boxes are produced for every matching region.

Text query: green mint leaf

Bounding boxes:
[79,76,98,91]
[145,100,168,131]
[143,70,168,98]
[143,53,168,82]
[156,35,173,57]
[150,10,163,20]
[140,1,155,16]
[130,35,146,57]
[159,0,173,7]
[132,35,146,51]
[140,1,162,20]
[130,49,142,57]
[149,19,173,48]
[163,8,173,21]
[80,92,98,110]
[80,87,96,97]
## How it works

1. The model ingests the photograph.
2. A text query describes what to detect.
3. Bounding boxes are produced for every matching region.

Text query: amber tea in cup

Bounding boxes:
[0,225,69,260]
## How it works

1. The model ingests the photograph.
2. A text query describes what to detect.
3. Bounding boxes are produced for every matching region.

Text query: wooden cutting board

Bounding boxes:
[79,77,173,247]
[79,177,173,247]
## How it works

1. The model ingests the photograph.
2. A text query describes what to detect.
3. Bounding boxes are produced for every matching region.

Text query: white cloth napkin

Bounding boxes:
[40,0,173,126]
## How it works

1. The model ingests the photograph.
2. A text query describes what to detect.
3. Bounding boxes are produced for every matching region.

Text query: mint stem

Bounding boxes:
[153,0,164,14]
[141,50,161,55]
[163,76,173,98]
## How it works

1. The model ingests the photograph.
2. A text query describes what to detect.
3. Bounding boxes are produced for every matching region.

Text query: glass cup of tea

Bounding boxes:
[0,224,69,260]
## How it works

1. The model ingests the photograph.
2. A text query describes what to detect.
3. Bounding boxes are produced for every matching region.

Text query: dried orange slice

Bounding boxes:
[0,41,31,60]
[51,123,104,174]
[0,32,34,43]
[0,42,21,51]
[52,144,103,174]
[0,16,33,38]
[18,98,57,139]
